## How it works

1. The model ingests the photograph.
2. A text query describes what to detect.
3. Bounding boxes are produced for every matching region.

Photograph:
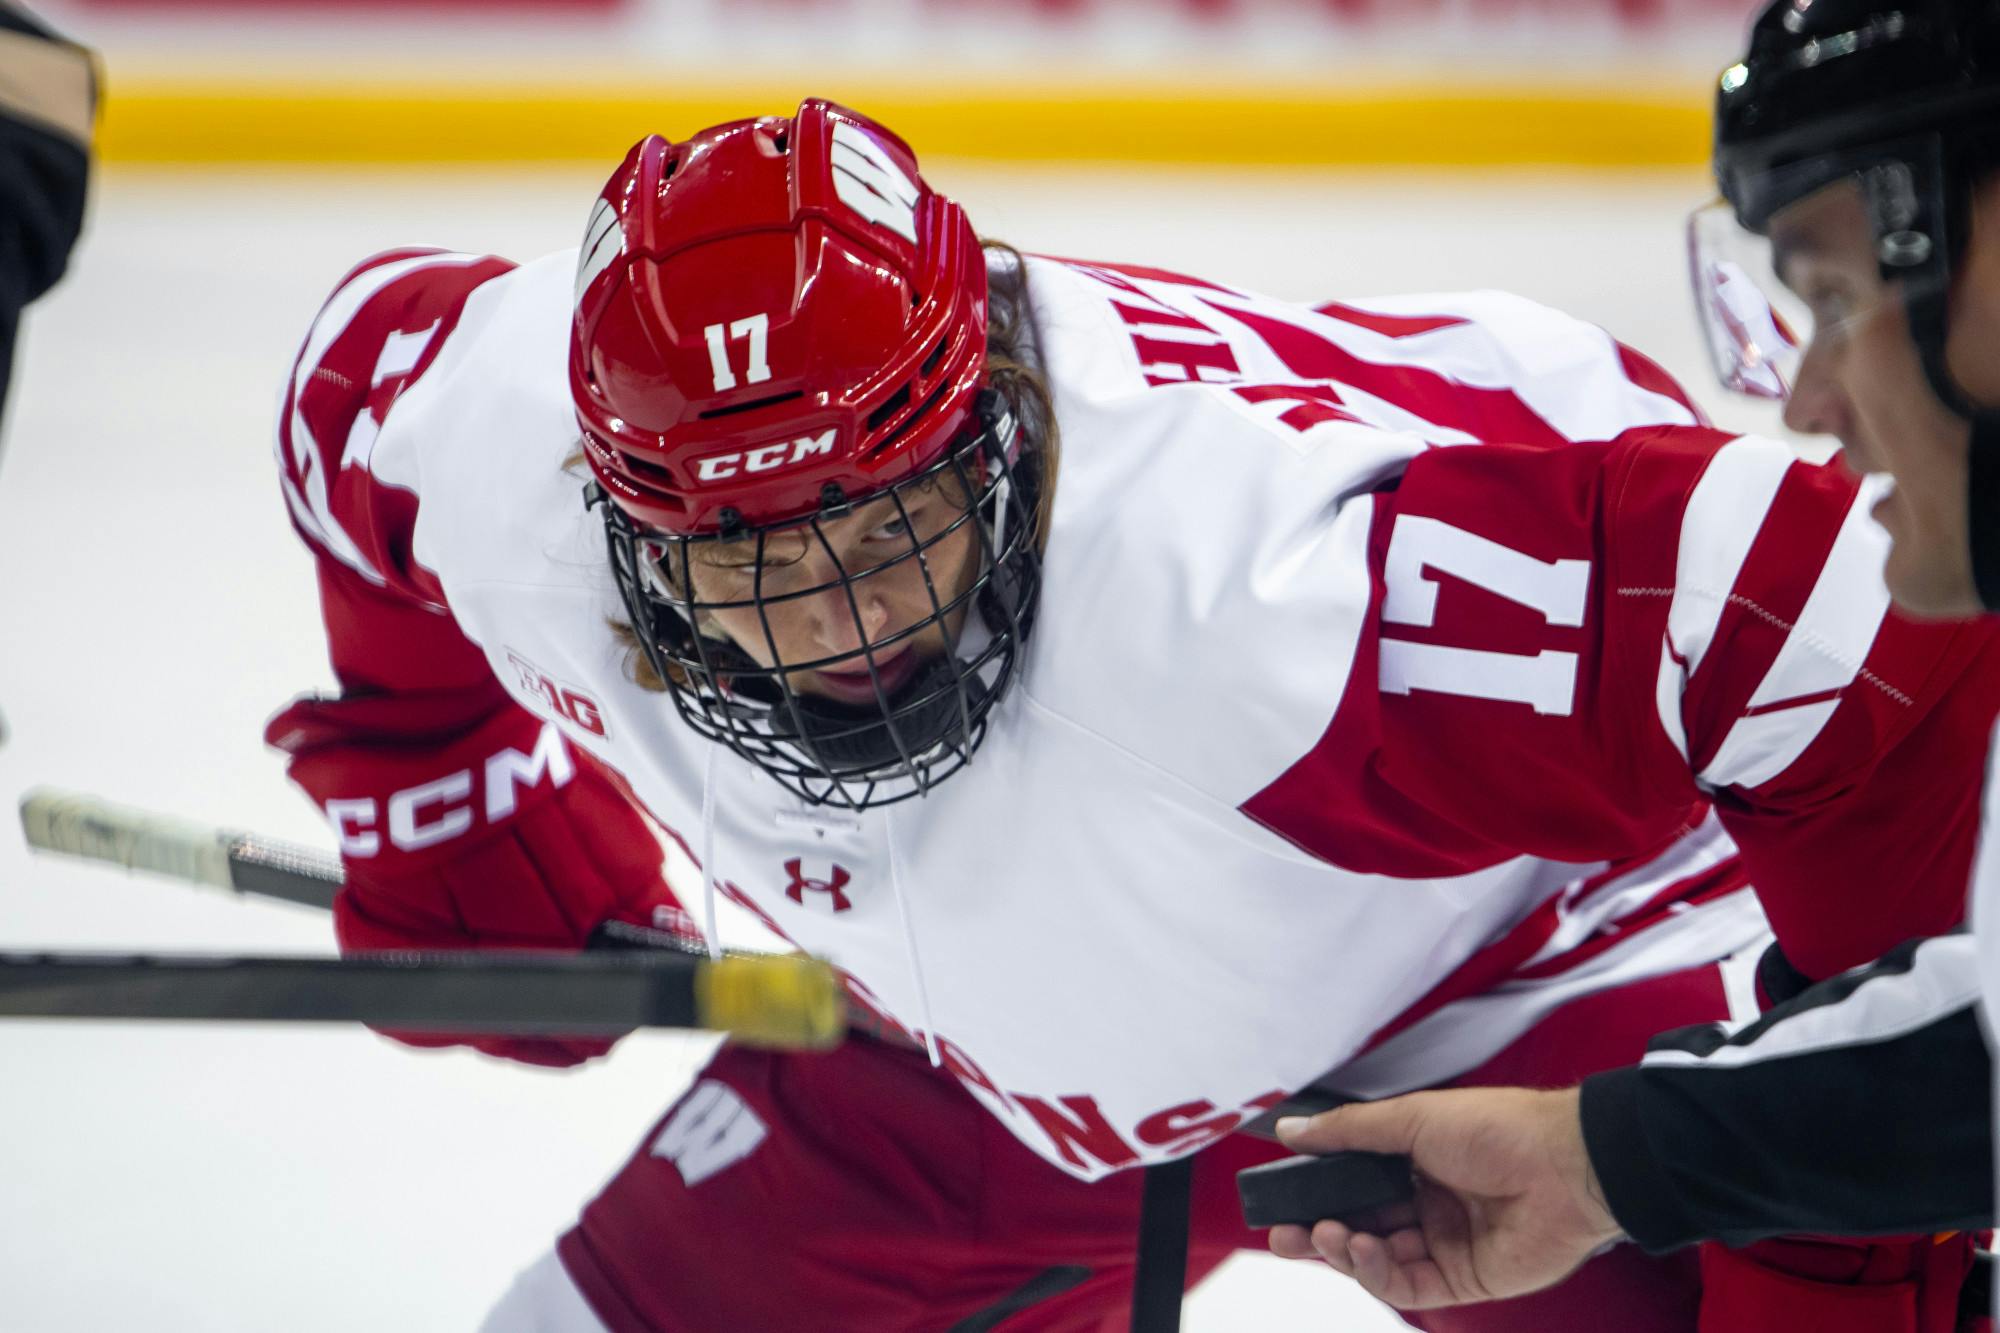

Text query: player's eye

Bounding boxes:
[867,515,913,543]
[1803,284,1860,333]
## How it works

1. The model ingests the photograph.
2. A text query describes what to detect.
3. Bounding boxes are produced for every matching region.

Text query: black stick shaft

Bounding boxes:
[0,949,844,1047]
[13,789,846,1047]
[222,835,340,910]
[0,950,701,1032]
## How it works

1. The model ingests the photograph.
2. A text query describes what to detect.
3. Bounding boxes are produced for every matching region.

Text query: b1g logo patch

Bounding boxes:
[784,858,854,913]
[505,649,608,738]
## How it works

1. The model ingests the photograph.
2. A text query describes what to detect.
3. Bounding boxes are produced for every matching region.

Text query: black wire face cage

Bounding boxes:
[599,389,1044,810]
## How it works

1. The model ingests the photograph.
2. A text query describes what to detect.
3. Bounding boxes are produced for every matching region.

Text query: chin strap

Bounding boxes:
[1968,414,2000,611]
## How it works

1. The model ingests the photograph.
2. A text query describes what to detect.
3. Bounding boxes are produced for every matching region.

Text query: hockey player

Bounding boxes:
[268,99,2000,1331]
[0,1,91,452]
[0,1,93,747]
[1267,4,2000,1330]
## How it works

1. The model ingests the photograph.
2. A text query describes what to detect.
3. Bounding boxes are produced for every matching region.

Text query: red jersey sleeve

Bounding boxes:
[1245,427,2000,980]
[266,251,697,1066]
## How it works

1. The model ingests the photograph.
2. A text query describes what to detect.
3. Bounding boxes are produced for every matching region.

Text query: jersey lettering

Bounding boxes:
[281,250,511,593]
[1008,1088,1291,1174]
[1132,1099,1242,1154]
[1067,261,1567,450]
[1379,515,1592,716]
[1073,263,1536,438]
[649,1080,768,1186]
[1383,516,1590,629]
[1232,383,1360,434]
[1103,296,1244,386]
[1014,1093,1141,1172]
[1380,640,1584,717]
[342,318,445,474]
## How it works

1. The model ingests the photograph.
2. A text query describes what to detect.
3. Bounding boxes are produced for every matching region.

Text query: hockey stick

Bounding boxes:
[0,947,842,1046]
[18,787,759,957]
[18,787,738,955]
[12,787,844,1048]
[21,786,342,911]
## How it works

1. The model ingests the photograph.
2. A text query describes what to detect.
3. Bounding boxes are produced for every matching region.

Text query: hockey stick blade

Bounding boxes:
[19,787,339,911]
[0,949,845,1049]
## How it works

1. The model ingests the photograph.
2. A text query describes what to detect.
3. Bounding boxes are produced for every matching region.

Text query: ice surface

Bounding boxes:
[0,162,1782,1331]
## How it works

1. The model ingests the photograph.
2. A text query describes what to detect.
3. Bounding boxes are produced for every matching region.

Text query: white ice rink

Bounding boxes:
[0,162,1781,1331]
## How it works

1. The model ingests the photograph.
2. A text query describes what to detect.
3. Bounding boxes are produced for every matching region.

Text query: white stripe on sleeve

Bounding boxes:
[1640,934,1982,1072]
[1651,436,1795,773]
[1664,437,1796,680]
[1697,476,1894,790]
[1695,700,1843,792]
[1741,475,1893,711]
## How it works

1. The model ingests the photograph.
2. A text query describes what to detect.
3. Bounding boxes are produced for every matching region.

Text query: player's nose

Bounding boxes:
[1782,343,1849,443]
[804,581,892,659]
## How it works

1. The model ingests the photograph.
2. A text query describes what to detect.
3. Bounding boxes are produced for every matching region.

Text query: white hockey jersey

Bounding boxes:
[271,245,2000,1180]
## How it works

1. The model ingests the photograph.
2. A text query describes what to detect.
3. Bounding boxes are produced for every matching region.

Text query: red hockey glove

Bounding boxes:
[269,693,698,1067]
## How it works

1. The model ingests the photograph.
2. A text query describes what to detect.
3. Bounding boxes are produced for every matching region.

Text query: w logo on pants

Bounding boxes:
[650,1080,768,1187]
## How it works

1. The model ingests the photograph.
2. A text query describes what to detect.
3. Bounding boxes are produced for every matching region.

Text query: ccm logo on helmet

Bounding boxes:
[693,429,838,483]
[324,724,575,857]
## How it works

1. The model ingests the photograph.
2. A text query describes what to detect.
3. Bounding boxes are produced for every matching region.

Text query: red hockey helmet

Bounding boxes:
[569,101,1044,810]
[571,98,989,536]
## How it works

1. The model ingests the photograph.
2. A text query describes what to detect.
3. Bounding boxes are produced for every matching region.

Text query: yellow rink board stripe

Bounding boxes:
[99,80,1712,167]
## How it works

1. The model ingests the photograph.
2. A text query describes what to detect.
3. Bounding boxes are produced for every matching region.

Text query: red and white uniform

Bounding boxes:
[271,247,2000,1330]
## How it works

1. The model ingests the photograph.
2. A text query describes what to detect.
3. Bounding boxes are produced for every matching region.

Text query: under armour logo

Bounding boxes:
[784,858,853,912]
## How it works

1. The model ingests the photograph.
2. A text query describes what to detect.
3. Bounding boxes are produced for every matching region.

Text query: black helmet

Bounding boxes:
[1718,1,2000,229]
[1713,0,2000,414]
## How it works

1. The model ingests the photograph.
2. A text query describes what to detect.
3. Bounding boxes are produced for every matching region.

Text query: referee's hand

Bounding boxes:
[1265,1087,1624,1309]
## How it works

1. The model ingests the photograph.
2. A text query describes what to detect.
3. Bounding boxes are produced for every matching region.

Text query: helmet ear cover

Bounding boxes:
[598,387,1045,810]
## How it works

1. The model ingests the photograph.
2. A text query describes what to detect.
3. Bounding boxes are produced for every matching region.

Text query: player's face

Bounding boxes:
[1773,179,1983,618]
[685,479,983,703]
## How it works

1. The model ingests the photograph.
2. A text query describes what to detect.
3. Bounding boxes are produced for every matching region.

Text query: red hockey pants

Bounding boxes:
[555,956,1976,1331]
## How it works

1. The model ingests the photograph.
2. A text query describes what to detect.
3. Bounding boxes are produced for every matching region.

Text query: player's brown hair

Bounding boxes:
[593,242,1060,693]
